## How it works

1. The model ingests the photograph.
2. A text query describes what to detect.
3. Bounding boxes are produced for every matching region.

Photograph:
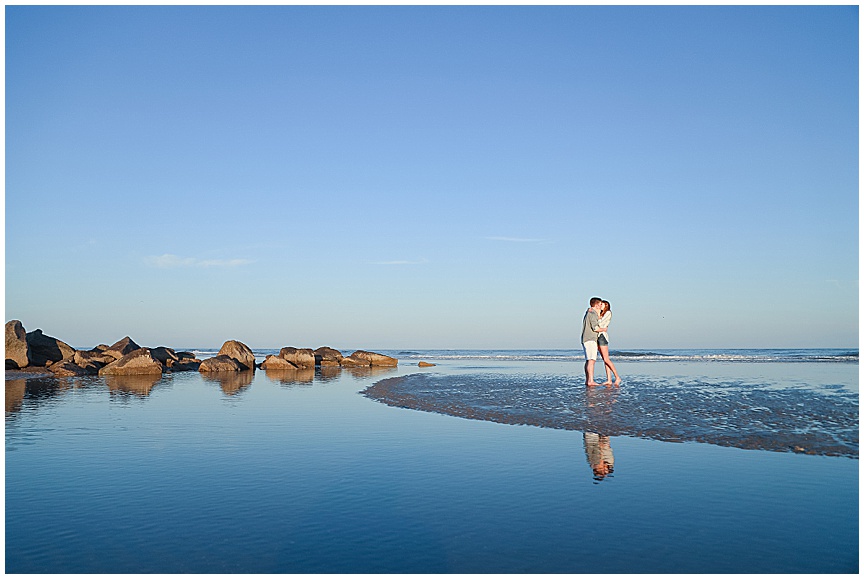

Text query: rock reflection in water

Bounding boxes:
[203,370,255,395]
[5,376,72,414]
[363,373,859,458]
[264,367,315,386]
[316,366,342,382]
[5,379,27,413]
[106,374,161,397]
[343,366,398,380]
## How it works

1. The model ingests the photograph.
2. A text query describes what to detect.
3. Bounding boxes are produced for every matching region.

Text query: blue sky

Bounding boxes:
[5,6,859,350]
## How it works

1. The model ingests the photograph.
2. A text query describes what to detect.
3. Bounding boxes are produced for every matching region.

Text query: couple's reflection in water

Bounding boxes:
[583,432,614,483]
[582,383,618,483]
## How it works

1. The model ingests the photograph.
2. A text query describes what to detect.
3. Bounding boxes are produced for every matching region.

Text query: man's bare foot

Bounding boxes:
[586,382,599,387]
[602,381,613,386]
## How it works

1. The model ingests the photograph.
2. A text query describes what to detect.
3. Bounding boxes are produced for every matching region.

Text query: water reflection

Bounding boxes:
[5,376,71,414]
[584,383,618,435]
[316,366,342,382]
[343,366,398,380]
[106,374,161,397]
[202,370,255,396]
[583,432,615,483]
[264,367,315,386]
[6,380,26,413]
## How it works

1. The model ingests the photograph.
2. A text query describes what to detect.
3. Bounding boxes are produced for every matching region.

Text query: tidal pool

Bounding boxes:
[5,357,859,573]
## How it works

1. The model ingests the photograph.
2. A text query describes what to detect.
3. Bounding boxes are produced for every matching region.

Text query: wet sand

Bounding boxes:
[363,371,858,458]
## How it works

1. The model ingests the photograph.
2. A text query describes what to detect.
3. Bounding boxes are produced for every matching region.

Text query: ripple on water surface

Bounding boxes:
[362,373,859,458]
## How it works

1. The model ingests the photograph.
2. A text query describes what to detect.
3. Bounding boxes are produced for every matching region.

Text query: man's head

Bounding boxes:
[589,297,603,309]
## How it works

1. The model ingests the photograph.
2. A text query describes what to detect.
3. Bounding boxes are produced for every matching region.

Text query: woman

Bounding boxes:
[597,301,621,386]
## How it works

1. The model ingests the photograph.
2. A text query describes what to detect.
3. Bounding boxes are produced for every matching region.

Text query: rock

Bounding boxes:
[340,355,370,367]
[418,361,436,367]
[314,346,344,366]
[74,350,114,367]
[150,346,179,367]
[25,329,76,367]
[98,348,164,376]
[104,337,141,360]
[199,355,242,373]
[170,351,201,371]
[279,347,316,368]
[346,350,398,367]
[217,340,256,371]
[50,359,98,377]
[260,355,298,370]
[171,360,201,372]
[5,320,30,369]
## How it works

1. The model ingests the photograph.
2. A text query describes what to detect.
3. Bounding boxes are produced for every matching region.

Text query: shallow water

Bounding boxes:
[5,355,859,573]
[364,362,858,457]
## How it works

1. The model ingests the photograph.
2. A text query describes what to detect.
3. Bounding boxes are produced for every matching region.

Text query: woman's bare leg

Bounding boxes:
[599,345,621,385]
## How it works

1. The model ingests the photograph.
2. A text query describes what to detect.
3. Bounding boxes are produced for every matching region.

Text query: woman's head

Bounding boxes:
[601,301,611,314]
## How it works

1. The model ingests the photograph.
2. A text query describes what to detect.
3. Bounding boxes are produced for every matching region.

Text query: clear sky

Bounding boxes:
[5,5,859,350]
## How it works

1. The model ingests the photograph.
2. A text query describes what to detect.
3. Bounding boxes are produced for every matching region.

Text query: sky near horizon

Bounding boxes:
[5,5,859,350]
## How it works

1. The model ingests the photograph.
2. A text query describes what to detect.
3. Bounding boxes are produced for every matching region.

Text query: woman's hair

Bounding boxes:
[601,301,611,314]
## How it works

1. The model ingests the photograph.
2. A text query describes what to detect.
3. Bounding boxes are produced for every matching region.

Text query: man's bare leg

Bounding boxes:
[585,359,599,386]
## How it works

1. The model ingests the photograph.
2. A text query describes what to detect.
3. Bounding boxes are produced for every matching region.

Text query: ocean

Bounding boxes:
[5,348,858,573]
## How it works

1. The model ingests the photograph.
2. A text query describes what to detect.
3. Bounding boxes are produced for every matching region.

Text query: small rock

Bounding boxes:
[418,361,436,367]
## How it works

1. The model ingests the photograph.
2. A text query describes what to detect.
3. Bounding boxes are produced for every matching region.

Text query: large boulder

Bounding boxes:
[25,329,76,367]
[199,355,242,373]
[104,336,141,360]
[5,320,30,369]
[260,355,298,370]
[314,346,343,367]
[98,348,164,376]
[279,347,316,368]
[217,340,256,371]
[345,350,398,367]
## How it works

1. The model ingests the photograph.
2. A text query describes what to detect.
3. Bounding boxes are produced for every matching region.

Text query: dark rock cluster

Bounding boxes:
[5,320,398,378]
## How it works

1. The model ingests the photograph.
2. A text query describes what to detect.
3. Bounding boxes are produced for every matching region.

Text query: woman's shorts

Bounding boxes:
[598,334,608,346]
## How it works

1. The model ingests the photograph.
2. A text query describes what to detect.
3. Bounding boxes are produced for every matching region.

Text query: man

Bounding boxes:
[582,297,605,386]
